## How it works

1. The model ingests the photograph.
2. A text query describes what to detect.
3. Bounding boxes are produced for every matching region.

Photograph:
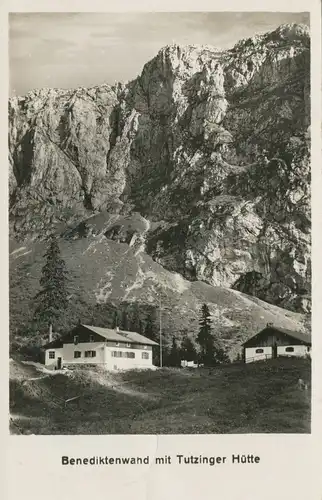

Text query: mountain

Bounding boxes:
[10,234,305,358]
[9,23,311,353]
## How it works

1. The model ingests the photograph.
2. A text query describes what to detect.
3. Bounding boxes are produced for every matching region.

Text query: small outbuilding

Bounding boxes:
[180,360,199,368]
[242,323,311,363]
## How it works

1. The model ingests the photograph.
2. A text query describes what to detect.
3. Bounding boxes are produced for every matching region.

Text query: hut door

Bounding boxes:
[272,344,277,359]
[57,357,62,369]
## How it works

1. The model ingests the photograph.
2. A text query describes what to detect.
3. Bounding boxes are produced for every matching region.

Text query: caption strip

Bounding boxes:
[62,454,260,466]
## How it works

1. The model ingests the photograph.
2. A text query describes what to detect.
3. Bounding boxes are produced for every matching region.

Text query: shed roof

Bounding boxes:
[242,326,311,346]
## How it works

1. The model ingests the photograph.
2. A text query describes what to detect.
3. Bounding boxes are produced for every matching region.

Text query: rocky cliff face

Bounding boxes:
[9,23,311,314]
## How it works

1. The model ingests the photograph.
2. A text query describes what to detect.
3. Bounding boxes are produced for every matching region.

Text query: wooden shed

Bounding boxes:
[242,323,311,363]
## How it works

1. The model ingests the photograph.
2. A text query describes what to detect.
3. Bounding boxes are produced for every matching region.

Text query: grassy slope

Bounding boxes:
[10,357,311,435]
[10,235,305,357]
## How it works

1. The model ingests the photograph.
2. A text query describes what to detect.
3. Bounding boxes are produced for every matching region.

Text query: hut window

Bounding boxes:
[255,348,264,354]
[49,351,55,359]
[89,335,94,342]
[74,335,79,345]
[285,347,294,352]
[85,350,96,358]
[126,343,131,348]
[74,351,81,358]
[112,351,122,357]
[142,352,149,360]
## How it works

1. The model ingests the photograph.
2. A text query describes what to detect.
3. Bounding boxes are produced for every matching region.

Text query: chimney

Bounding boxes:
[267,322,274,328]
[49,324,53,343]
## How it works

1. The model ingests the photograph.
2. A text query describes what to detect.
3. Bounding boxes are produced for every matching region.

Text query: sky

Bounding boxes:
[9,12,310,96]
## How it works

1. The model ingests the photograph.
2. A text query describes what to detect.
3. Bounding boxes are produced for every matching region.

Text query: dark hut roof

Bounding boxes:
[82,325,159,346]
[242,326,311,346]
[43,324,158,349]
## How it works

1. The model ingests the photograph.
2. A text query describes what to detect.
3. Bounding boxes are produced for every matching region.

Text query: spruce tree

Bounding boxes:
[112,309,118,329]
[196,304,230,366]
[34,235,69,331]
[144,312,158,342]
[144,310,159,366]
[120,308,129,331]
[197,303,215,366]
[181,334,197,362]
[168,336,181,367]
[127,303,142,332]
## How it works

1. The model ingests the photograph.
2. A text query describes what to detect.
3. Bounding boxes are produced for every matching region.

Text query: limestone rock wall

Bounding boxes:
[9,23,311,312]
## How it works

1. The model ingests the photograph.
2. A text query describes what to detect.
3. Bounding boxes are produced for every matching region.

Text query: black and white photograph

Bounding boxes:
[8,11,312,435]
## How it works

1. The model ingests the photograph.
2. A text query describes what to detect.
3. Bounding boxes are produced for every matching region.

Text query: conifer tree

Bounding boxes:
[120,308,129,330]
[127,303,142,332]
[112,309,118,329]
[180,334,197,362]
[34,235,69,331]
[144,311,158,342]
[168,336,181,367]
[197,303,215,365]
[196,304,230,366]
[144,309,159,366]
